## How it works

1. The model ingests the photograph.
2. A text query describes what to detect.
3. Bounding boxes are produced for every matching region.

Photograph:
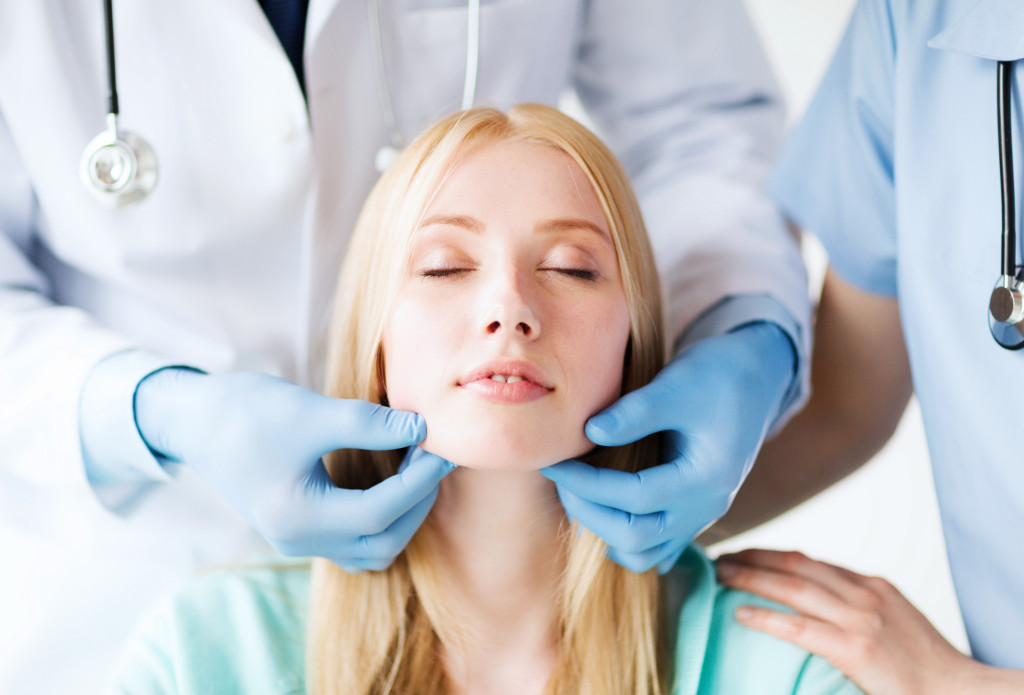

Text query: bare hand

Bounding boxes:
[715,549,979,695]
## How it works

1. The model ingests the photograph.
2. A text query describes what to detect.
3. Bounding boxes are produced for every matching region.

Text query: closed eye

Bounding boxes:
[544,268,598,281]
[421,267,472,278]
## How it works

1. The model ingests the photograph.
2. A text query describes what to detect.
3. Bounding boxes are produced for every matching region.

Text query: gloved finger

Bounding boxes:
[556,488,667,554]
[319,448,454,536]
[333,557,392,573]
[351,485,439,565]
[656,544,688,575]
[344,557,393,572]
[584,375,680,447]
[307,398,427,453]
[605,543,672,574]
[606,538,689,574]
[541,459,684,515]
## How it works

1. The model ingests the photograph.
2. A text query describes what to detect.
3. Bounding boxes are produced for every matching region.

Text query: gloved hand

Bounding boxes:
[134,368,454,572]
[541,322,796,574]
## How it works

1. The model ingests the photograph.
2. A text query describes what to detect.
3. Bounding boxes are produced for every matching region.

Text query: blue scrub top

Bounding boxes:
[769,0,1024,669]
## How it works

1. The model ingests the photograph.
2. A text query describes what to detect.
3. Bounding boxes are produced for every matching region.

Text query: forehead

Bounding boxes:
[424,141,608,230]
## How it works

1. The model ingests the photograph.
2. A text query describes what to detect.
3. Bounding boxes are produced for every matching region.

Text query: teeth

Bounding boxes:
[488,374,525,383]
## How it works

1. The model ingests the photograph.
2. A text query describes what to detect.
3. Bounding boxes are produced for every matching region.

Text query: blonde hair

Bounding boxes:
[309,105,667,695]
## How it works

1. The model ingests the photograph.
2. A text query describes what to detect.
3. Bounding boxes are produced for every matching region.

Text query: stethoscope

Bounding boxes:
[368,0,480,172]
[990,61,1024,349]
[79,0,481,207]
[79,0,158,209]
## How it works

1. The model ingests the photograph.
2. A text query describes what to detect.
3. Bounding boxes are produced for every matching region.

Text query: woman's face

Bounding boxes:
[383,140,631,470]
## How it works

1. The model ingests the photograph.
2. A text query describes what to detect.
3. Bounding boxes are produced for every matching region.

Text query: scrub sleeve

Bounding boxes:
[767,0,899,299]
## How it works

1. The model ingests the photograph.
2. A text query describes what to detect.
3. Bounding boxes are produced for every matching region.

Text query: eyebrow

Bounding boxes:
[534,217,610,239]
[418,214,485,233]
[418,214,609,239]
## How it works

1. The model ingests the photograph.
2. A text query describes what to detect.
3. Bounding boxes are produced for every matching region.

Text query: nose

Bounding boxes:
[481,269,541,340]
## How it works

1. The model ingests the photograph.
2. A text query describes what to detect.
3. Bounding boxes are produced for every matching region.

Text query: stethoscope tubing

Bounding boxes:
[75,5,1024,348]
[103,0,119,117]
[998,61,1016,279]
[462,0,480,112]
[989,60,1024,348]
[367,0,480,155]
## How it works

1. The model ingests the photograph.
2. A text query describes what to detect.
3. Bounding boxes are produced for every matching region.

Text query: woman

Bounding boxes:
[106,105,857,695]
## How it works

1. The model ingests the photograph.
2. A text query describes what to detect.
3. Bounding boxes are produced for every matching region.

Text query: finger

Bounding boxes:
[310,398,427,452]
[656,544,687,575]
[350,487,438,565]
[542,459,684,515]
[333,558,389,573]
[334,562,365,574]
[584,379,677,447]
[733,605,850,665]
[317,448,454,535]
[605,542,677,574]
[717,549,873,604]
[716,561,862,626]
[556,488,667,553]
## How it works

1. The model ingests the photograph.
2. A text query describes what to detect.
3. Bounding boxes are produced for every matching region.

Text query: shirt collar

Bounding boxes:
[928,0,1024,60]
[668,546,715,694]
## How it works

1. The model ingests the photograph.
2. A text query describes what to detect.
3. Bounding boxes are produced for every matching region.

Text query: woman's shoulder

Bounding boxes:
[106,556,312,695]
[666,546,864,695]
[164,556,312,625]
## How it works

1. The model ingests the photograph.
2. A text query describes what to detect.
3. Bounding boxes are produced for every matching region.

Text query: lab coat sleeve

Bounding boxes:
[767,0,898,298]
[572,0,810,425]
[0,108,175,509]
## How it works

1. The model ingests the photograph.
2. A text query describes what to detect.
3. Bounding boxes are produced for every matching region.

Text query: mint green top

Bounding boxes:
[106,546,863,694]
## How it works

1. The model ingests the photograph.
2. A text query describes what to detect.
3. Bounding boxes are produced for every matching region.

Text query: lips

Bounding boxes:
[458,359,554,403]
[458,360,554,390]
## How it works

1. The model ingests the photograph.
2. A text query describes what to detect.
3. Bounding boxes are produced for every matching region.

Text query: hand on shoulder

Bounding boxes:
[715,548,1024,695]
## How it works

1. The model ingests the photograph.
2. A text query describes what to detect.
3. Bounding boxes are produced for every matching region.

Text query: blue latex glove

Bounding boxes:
[541,322,796,574]
[134,368,454,572]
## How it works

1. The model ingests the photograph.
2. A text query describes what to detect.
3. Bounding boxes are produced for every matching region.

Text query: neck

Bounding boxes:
[430,467,566,694]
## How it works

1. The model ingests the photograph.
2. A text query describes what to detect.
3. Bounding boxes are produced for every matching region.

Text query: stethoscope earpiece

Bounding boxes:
[80,114,158,208]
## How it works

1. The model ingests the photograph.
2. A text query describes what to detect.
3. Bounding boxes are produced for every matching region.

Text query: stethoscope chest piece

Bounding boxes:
[374,144,402,175]
[989,274,1024,349]
[80,114,158,209]
[83,0,159,208]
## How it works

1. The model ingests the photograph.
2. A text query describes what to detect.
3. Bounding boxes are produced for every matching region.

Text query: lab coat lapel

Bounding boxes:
[222,0,288,50]
[305,0,345,59]
[928,0,1024,60]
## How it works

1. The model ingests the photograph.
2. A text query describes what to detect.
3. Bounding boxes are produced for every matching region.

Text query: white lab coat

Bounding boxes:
[0,1,808,692]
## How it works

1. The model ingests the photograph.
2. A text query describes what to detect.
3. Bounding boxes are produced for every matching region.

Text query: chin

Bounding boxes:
[419,420,595,470]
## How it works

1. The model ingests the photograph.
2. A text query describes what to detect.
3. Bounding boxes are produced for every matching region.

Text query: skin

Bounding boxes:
[382,141,632,694]
[384,140,631,471]
[716,549,1024,694]
[707,267,1024,692]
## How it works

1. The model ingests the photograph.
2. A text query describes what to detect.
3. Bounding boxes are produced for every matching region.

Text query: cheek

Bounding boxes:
[564,294,632,414]
[382,297,449,411]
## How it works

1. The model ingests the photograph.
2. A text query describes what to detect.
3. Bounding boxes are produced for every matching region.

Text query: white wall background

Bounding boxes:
[715,0,969,651]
